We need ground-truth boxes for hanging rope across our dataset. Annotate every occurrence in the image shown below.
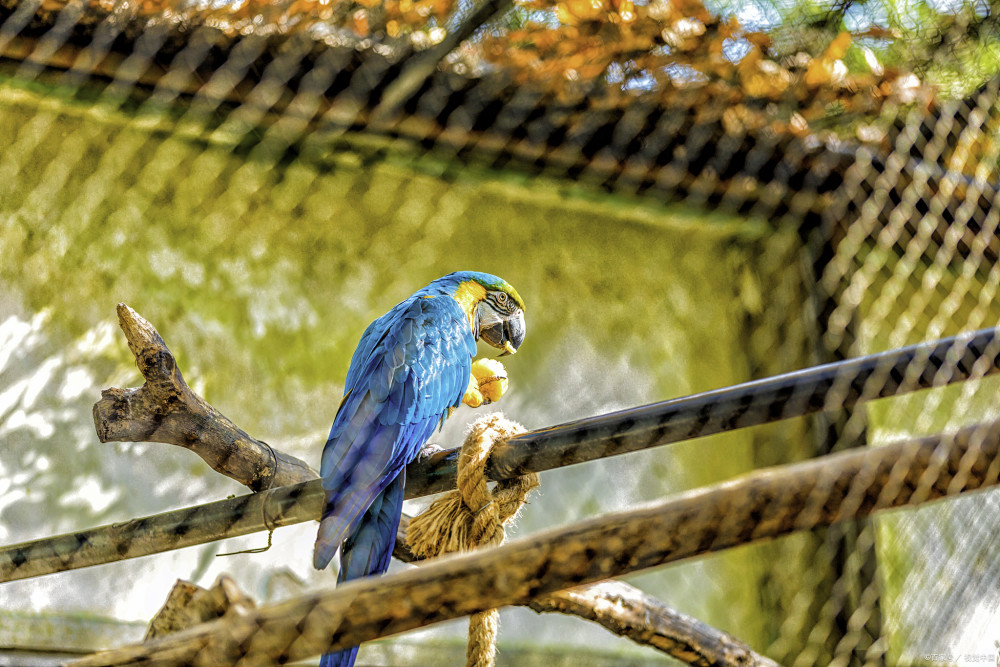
[407,413,540,667]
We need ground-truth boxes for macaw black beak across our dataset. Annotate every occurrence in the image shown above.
[481,309,525,356]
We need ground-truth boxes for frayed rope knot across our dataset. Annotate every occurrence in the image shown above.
[406,413,540,667]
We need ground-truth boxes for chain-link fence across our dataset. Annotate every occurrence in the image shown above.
[2,0,1000,664]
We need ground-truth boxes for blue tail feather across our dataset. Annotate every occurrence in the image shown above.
[319,646,358,667]
[320,472,407,667]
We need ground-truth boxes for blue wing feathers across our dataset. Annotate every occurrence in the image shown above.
[343,319,384,390]
[314,295,474,572]
[339,471,406,580]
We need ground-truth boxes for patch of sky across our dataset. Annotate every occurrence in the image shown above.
[606,61,625,84]
[663,62,709,87]
[926,0,978,13]
[533,8,562,27]
[705,0,782,31]
[624,70,658,93]
[845,1,897,37]
[971,0,991,18]
[186,0,236,10]
[722,37,753,63]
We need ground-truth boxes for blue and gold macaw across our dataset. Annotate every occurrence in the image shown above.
[313,271,526,667]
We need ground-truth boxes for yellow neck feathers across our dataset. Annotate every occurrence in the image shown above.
[452,280,487,326]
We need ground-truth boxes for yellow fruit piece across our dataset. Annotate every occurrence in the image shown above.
[472,358,509,404]
[463,382,485,408]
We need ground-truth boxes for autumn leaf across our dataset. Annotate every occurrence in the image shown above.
[739,51,791,99]
[350,8,370,36]
[805,32,851,88]
[557,0,607,25]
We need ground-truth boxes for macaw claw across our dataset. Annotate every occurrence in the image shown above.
[417,443,445,462]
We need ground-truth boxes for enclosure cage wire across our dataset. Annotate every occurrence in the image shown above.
[3,0,1000,664]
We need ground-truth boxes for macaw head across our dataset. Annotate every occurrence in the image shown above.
[474,281,525,357]
[434,271,526,356]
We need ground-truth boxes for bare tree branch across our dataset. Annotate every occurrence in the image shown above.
[95,304,1000,499]
[93,304,317,490]
[528,582,781,667]
[145,576,257,640]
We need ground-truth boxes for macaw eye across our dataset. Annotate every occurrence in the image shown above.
[495,292,509,308]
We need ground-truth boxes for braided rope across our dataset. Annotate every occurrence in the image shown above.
[407,413,540,667]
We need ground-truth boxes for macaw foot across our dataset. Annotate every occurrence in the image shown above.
[417,443,445,462]
[462,358,509,408]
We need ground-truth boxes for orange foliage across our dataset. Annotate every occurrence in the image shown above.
[804,31,851,87]
[78,0,932,141]
[467,0,934,142]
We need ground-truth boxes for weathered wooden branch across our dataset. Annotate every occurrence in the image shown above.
[6,304,997,665]
[93,304,315,490]
[0,478,319,581]
[146,563,778,667]
[86,305,765,665]
[479,323,1000,489]
[67,419,1000,665]
[145,575,257,640]
[528,582,780,667]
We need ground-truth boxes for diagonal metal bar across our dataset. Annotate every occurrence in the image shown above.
[2,326,999,583]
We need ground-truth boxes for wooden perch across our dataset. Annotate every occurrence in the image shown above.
[27,310,994,587]
[69,418,1000,665]
[86,304,769,666]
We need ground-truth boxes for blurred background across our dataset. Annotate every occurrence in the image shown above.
[2,0,1000,663]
